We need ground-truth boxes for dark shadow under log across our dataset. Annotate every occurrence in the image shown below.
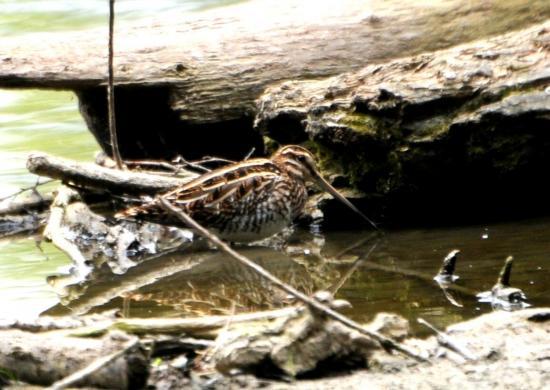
[77,87,264,161]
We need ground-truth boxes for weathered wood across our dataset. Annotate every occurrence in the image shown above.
[1,0,547,112]
[27,152,196,195]
[0,308,301,339]
[1,1,548,160]
[109,307,299,338]
[256,21,550,222]
[0,330,147,389]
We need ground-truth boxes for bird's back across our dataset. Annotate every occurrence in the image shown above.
[115,157,307,240]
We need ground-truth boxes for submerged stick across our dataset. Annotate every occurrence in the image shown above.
[159,198,427,362]
[0,178,54,203]
[434,249,460,283]
[0,178,54,217]
[0,193,53,216]
[107,0,123,169]
[497,255,515,287]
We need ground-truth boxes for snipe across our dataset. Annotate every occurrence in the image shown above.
[116,145,377,241]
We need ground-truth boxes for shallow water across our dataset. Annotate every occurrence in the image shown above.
[39,218,550,335]
[0,1,548,331]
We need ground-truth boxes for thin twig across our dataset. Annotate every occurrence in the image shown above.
[124,156,233,175]
[333,230,383,259]
[107,0,123,169]
[172,157,212,173]
[243,147,255,160]
[417,318,476,361]
[174,155,235,173]
[0,179,54,203]
[159,198,428,362]
[46,338,139,390]
[123,159,180,172]
[196,156,236,165]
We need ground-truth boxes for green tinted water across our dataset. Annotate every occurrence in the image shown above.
[0,1,548,328]
[0,89,98,317]
[0,0,244,317]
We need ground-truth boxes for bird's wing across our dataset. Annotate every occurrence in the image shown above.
[115,158,280,221]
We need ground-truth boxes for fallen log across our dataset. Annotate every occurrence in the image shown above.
[0,330,147,389]
[1,0,547,160]
[256,21,550,222]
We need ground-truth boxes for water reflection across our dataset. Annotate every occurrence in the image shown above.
[44,244,324,317]
[41,217,549,336]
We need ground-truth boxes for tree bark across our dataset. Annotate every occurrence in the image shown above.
[255,21,550,223]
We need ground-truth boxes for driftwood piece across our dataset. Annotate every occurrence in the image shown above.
[0,330,147,389]
[0,184,53,236]
[0,214,44,238]
[1,1,547,160]
[0,308,300,340]
[256,21,550,221]
[108,307,299,339]
[27,152,196,195]
[44,186,90,272]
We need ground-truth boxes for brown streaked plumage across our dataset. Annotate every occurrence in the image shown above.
[116,145,377,241]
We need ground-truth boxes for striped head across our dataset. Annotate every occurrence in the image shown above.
[272,145,319,182]
[272,144,379,230]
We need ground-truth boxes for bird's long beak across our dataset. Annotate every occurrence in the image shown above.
[312,171,379,231]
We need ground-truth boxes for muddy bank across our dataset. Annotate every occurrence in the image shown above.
[281,308,550,390]
[2,307,547,389]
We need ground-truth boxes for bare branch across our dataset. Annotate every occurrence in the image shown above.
[27,152,196,195]
[159,197,428,362]
[107,0,123,169]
